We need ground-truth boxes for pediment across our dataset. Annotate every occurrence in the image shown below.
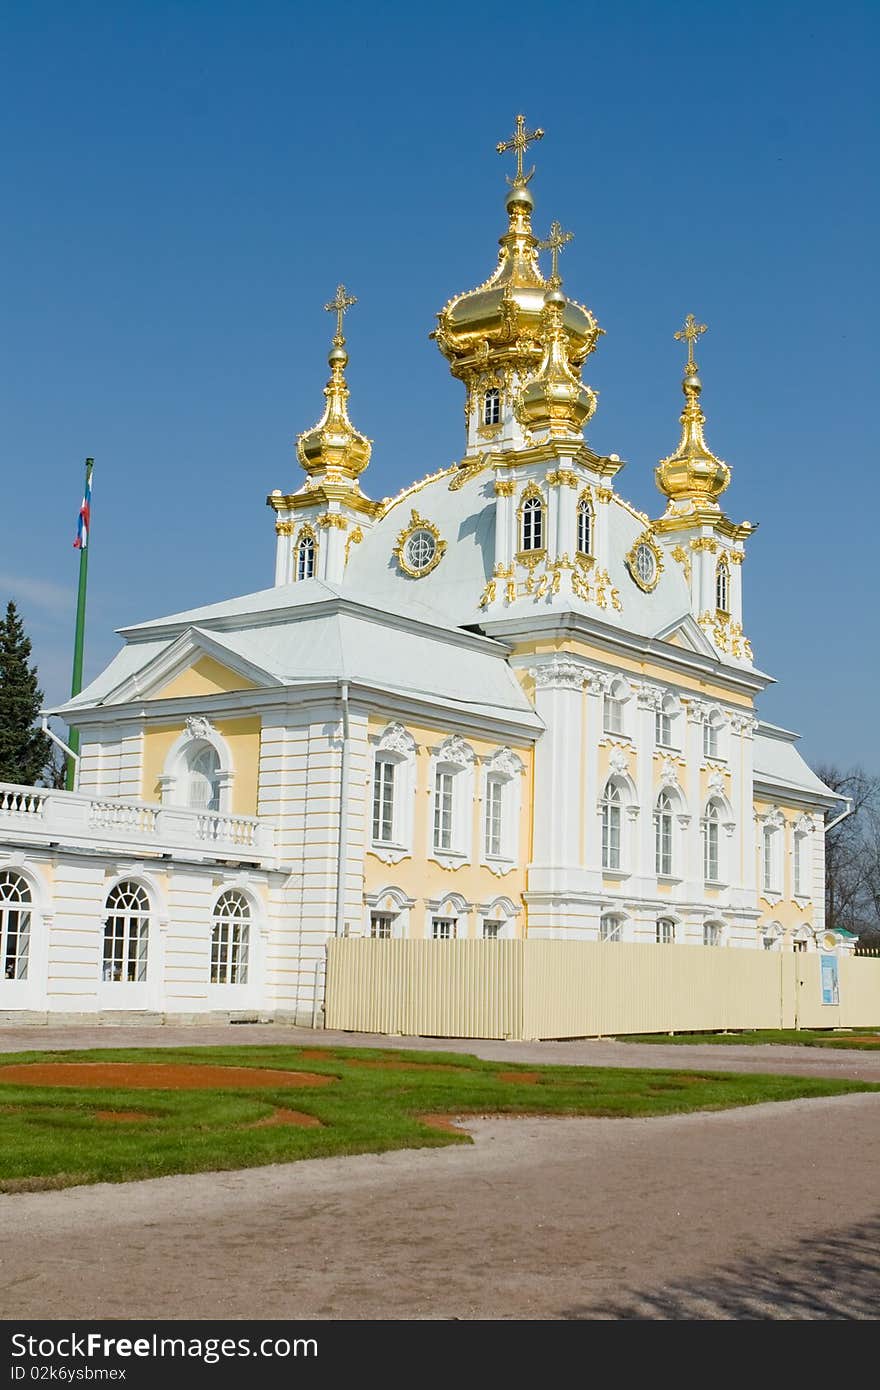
[102,627,281,705]
[654,613,717,657]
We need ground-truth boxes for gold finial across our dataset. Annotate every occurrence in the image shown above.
[673,313,707,374]
[324,283,357,346]
[538,220,574,287]
[496,113,544,188]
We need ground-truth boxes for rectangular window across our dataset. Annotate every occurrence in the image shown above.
[482,921,502,939]
[602,803,621,870]
[703,722,719,759]
[655,815,672,876]
[432,917,456,940]
[794,835,805,897]
[370,913,393,939]
[656,919,675,945]
[655,711,672,746]
[793,938,807,953]
[372,759,395,843]
[485,777,503,858]
[433,771,454,851]
[704,821,719,882]
[763,827,775,893]
[2,908,30,981]
[604,696,623,734]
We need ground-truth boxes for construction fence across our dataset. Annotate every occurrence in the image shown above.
[324,939,880,1040]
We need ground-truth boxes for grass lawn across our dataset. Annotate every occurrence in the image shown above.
[0,1043,878,1192]
[618,1029,880,1048]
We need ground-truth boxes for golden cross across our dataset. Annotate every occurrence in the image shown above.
[674,313,708,372]
[324,283,357,343]
[538,220,574,285]
[496,113,544,187]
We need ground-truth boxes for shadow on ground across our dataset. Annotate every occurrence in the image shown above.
[560,1213,880,1320]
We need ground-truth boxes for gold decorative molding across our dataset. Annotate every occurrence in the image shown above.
[275,519,294,536]
[449,454,491,492]
[316,512,348,530]
[625,531,664,593]
[690,536,719,553]
[699,610,753,661]
[344,525,363,565]
[545,468,579,487]
[595,486,613,503]
[493,478,516,496]
[393,509,447,579]
[671,544,692,583]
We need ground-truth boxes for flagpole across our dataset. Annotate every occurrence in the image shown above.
[66,457,93,791]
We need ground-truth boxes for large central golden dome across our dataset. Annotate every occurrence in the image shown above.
[432,178,602,385]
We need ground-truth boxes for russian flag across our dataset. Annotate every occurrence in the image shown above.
[74,470,92,550]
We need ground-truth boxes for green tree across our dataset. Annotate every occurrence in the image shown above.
[0,600,52,785]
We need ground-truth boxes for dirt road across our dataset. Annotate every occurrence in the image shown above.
[1,1093,878,1320]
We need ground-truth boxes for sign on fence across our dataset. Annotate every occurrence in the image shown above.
[820,954,840,1006]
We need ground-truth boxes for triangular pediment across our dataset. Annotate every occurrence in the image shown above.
[654,613,718,658]
[101,627,282,706]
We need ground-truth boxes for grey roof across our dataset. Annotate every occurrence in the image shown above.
[753,722,836,802]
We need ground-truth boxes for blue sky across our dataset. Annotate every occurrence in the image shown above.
[1,1,877,770]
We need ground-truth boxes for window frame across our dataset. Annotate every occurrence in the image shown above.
[654,790,674,877]
[210,889,251,986]
[576,497,593,557]
[656,917,676,945]
[296,530,316,581]
[483,386,501,426]
[601,780,623,871]
[0,870,32,982]
[102,881,151,985]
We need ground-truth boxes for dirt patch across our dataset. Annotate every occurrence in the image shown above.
[248,1108,322,1130]
[0,1063,335,1092]
[823,1036,880,1046]
[298,1050,339,1062]
[498,1071,541,1084]
[94,1110,155,1124]
[418,1113,469,1135]
[0,1173,92,1194]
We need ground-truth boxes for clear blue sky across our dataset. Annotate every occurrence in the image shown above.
[1,1,877,771]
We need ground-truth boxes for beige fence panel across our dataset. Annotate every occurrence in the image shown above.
[325,939,523,1039]
[522,942,784,1039]
[324,939,880,1040]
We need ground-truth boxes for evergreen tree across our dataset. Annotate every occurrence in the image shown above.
[0,600,52,785]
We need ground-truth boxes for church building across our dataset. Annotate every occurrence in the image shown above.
[0,117,844,1025]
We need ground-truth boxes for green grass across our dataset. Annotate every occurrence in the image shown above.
[0,1043,877,1192]
[618,1028,880,1048]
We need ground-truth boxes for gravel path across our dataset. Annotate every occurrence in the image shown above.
[1,1021,879,1081]
[1,1093,878,1320]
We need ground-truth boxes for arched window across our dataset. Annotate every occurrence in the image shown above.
[601,781,622,870]
[521,495,544,552]
[0,870,31,981]
[483,387,501,425]
[211,890,250,985]
[703,921,722,947]
[187,744,220,811]
[656,917,676,945]
[654,791,673,877]
[716,557,729,613]
[600,914,624,943]
[296,532,316,581]
[576,498,593,556]
[703,800,721,883]
[103,882,150,984]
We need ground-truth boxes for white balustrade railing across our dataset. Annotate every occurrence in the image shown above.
[0,787,47,818]
[0,783,273,859]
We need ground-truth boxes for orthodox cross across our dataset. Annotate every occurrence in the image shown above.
[325,284,357,344]
[496,113,544,187]
[674,313,707,372]
[538,220,574,286]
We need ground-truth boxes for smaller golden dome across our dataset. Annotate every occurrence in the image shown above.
[655,315,730,505]
[516,289,598,440]
[296,285,372,484]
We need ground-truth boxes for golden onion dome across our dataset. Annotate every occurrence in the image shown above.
[655,315,730,506]
[516,287,598,439]
[432,120,602,383]
[296,286,372,483]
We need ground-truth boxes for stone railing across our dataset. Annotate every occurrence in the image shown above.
[0,783,274,862]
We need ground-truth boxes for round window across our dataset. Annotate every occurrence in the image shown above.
[634,543,656,586]
[405,529,437,572]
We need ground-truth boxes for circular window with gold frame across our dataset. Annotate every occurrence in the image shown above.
[625,533,663,593]
[394,508,447,578]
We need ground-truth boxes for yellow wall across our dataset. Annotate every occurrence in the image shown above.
[142,716,262,816]
[154,655,258,700]
[512,637,755,709]
[364,716,533,939]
